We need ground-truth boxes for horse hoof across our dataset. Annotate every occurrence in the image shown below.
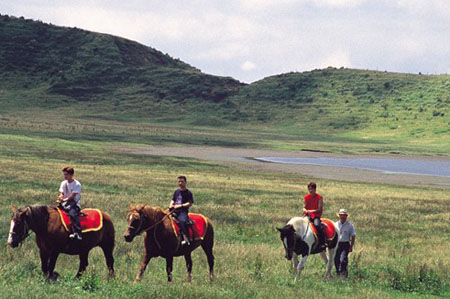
[48,272,59,282]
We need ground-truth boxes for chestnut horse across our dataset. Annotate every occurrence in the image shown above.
[123,204,214,282]
[7,205,115,280]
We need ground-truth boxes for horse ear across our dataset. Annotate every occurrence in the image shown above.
[276,227,283,232]
[129,202,134,210]
[11,205,17,213]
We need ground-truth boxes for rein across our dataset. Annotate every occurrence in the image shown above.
[135,208,176,235]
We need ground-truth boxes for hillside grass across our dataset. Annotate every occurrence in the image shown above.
[1,15,450,157]
[0,125,449,298]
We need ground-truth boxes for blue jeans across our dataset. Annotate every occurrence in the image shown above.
[174,210,190,240]
[335,242,350,277]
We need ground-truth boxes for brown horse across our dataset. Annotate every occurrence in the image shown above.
[7,205,115,280]
[123,204,214,282]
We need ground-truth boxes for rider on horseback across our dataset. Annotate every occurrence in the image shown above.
[302,182,326,250]
[169,176,193,246]
[57,167,82,240]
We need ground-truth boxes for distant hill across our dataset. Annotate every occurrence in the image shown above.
[0,14,243,103]
[0,14,449,151]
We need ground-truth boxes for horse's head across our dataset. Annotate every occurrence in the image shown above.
[8,206,30,248]
[124,204,147,242]
[277,224,296,260]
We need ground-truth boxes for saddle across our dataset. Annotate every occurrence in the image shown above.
[57,208,103,233]
[170,213,208,242]
[309,218,336,242]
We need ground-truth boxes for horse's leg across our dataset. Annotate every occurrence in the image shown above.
[325,247,337,278]
[39,249,49,275]
[135,249,152,282]
[320,251,328,264]
[166,256,174,283]
[75,252,89,279]
[100,241,115,278]
[201,233,215,281]
[292,253,299,274]
[47,251,60,281]
[295,255,308,282]
[184,253,193,283]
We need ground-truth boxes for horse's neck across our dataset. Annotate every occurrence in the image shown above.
[26,205,49,234]
[142,206,166,227]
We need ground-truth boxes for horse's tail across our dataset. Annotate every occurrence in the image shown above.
[100,211,115,247]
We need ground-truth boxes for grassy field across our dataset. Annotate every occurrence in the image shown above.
[1,122,449,299]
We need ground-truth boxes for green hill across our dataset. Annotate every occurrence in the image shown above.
[0,14,449,154]
[0,14,243,110]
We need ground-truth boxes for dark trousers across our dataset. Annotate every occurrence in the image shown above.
[62,200,82,234]
[335,242,350,277]
[174,210,190,240]
[308,216,325,246]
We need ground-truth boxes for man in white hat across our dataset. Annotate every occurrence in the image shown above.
[334,208,356,277]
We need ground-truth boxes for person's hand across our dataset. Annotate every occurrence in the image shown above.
[302,208,308,214]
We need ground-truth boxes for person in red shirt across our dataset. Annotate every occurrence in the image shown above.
[303,182,326,249]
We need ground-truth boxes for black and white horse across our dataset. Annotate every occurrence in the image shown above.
[278,216,338,280]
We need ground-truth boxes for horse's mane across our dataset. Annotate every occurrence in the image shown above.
[138,205,168,220]
[25,205,50,233]
[287,216,308,237]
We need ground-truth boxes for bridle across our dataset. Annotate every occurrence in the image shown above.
[127,207,175,237]
[11,210,31,245]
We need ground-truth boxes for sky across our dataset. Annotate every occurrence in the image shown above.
[2,0,450,83]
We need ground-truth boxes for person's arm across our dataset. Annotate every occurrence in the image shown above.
[63,182,81,202]
[306,197,323,214]
[349,235,355,252]
[63,192,78,202]
[302,197,308,215]
[177,192,193,209]
[316,197,323,214]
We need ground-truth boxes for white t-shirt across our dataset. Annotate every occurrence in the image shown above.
[59,179,82,207]
[335,220,356,243]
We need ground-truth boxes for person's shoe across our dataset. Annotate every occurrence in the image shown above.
[69,232,82,240]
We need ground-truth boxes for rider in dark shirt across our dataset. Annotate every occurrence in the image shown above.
[169,176,193,245]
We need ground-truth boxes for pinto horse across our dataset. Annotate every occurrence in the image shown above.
[7,205,115,280]
[277,216,338,280]
[123,204,214,282]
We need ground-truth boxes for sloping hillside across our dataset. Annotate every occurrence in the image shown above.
[0,14,243,106]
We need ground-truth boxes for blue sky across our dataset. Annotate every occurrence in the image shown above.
[2,0,450,83]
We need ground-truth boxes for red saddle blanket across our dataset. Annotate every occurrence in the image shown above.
[171,213,208,241]
[57,208,103,233]
[309,218,336,241]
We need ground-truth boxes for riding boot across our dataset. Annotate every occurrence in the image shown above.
[317,226,326,249]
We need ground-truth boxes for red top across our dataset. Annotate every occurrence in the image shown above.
[303,193,323,218]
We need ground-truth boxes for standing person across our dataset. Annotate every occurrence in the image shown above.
[57,166,82,240]
[169,176,193,246]
[334,209,356,277]
[302,182,326,249]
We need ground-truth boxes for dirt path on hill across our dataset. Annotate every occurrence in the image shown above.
[118,145,450,189]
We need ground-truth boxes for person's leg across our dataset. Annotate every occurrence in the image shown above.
[67,200,82,239]
[341,242,350,277]
[313,217,326,248]
[177,211,190,244]
[334,243,343,275]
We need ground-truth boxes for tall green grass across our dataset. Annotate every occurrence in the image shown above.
[0,131,449,298]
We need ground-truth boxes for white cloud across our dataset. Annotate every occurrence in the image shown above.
[312,0,367,7]
[241,61,257,71]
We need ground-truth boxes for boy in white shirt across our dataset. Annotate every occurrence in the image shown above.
[57,167,82,240]
[334,209,356,277]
